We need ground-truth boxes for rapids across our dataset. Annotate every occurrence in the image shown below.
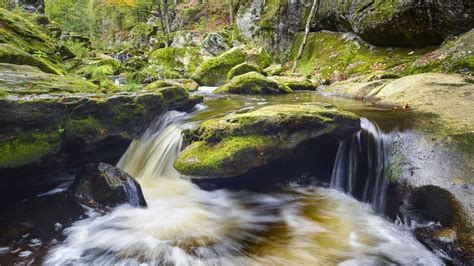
[44,90,442,265]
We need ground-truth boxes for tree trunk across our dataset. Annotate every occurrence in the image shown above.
[228,0,234,25]
[156,3,165,34]
[163,0,171,34]
[292,0,319,73]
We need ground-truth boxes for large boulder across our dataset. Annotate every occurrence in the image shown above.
[192,46,272,86]
[236,1,473,49]
[192,47,246,86]
[215,72,292,95]
[312,0,474,47]
[174,103,360,178]
[148,46,203,75]
[69,162,146,209]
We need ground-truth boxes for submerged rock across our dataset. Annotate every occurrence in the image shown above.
[270,76,317,91]
[216,72,291,95]
[174,103,360,178]
[69,162,146,209]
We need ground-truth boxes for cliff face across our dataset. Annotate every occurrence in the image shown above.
[236,0,474,51]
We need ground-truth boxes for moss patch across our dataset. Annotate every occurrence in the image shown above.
[0,131,62,168]
[289,31,435,79]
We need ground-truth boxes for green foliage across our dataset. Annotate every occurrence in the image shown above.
[33,50,48,58]
[60,40,90,58]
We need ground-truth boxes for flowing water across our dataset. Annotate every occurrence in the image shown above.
[1,90,444,265]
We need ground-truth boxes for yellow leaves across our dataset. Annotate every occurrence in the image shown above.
[106,0,134,6]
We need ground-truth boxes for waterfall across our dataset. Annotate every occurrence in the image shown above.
[117,111,187,186]
[330,118,395,213]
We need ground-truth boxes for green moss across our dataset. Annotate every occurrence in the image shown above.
[289,31,435,79]
[0,8,57,57]
[264,64,284,76]
[0,44,62,74]
[216,71,292,94]
[149,47,180,69]
[270,76,316,90]
[192,47,246,86]
[64,116,102,140]
[0,64,100,95]
[0,130,62,168]
[227,62,263,80]
[175,103,360,177]
[174,135,272,177]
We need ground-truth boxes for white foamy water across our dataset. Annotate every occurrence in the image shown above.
[45,112,442,265]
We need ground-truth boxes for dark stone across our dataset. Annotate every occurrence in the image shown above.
[69,162,147,209]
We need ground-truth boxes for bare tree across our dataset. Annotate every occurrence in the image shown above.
[292,0,319,73]
[163,0,171,34]
[228,0,234,25]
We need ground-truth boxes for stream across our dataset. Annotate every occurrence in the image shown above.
[1,89,445,265]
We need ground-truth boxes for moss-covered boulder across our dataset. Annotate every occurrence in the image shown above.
[407,29,474,76]
[270,76,317,91]
[0,43,62,74]
[311,0,474,47]
[0,8,57,56]
[290,31,435,79]
[192,45,273,86]
[174,103,360,178]
[192,47,246,86]
[227,62,263,80]
[74,58,121,80]
[216,72,292,95]
[264,64,284,76]
[149,46,203,75]
[144,79,199,93]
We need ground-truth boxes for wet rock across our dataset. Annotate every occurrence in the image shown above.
[174,103,360,178]
[270,76,317,91]
[0,64,199,170]
[227,62,264,80]
[216,72,291,95]
[69,162,146,209]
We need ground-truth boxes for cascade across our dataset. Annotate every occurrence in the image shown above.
[330,118,395,213]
